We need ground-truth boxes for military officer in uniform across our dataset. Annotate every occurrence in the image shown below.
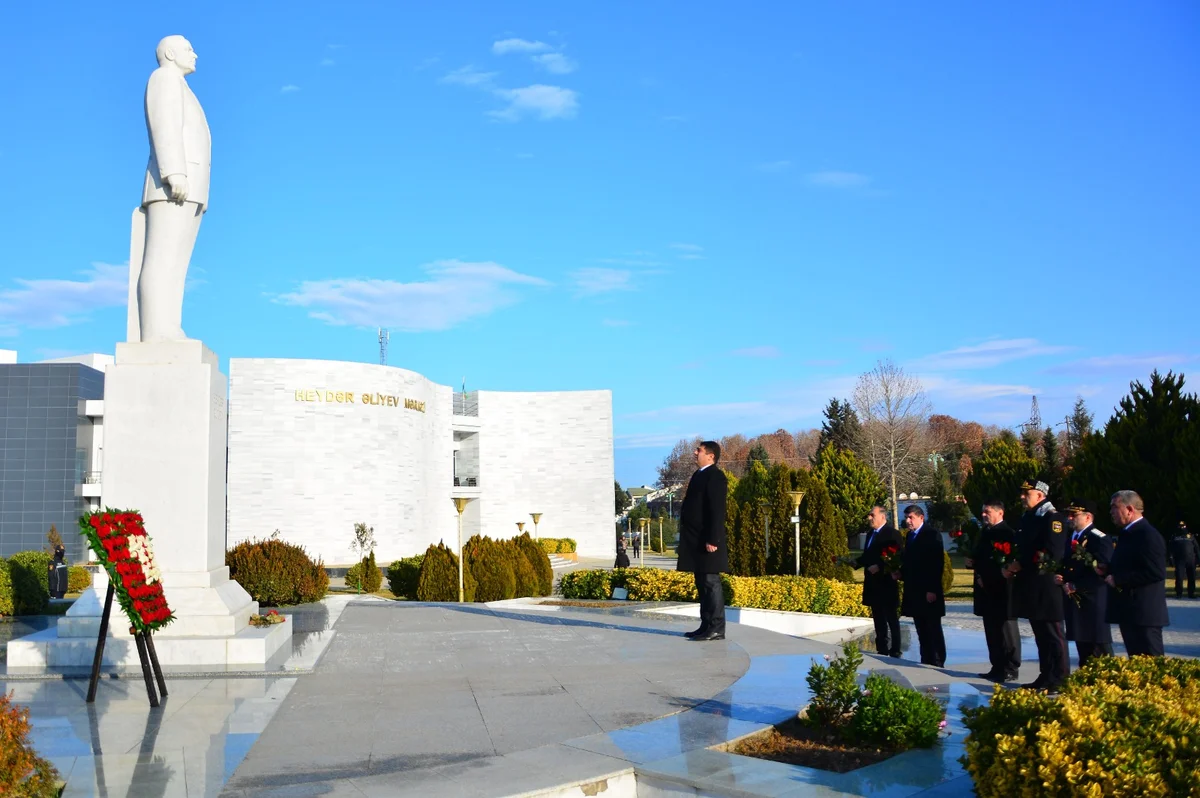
[966,498,1020,682]
[1057,499,1113,668]
[1004,479,1069,692]
[1170,521,1198,599]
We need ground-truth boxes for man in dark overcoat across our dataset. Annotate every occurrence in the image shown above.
[966,498,1019,682]
[1005,479,1069,693]
[1170,521,1198,599]
[1104,490,1169,656]
[898,505,945,667]
[853,504,902,657]
[676,440,729,641]
[1058,499,1113,668]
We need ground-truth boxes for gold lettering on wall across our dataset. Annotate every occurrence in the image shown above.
[295,389,425,412]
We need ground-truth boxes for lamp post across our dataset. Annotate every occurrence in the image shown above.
[530,512,542,540]
[639,518,648,567]
[452,497,473,602]
[516,521,525,536]
[787,490,806,576]
[658,516,663,554]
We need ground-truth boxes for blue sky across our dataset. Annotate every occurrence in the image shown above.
[1,1,1197,487]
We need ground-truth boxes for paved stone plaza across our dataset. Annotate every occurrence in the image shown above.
[2,595,1196,797]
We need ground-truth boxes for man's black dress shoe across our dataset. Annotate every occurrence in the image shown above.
[691,630,725,641]
[978,671,1001,682]
[684,627,707,638]
[1004,672,1020,682]
[1020,678,1046,690]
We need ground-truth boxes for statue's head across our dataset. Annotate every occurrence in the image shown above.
[155,35,197,75]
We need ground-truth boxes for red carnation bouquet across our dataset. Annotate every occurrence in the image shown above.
[78,509,174,634]
[990,540,1016,569]
[1070,537,1098,570]
[1034,549,1060,576]
[880,543,903,575]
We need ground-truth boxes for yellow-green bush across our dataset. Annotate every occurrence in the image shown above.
[227,538,329,606]
[0,559,12,616]
[559,568,870,617]
[514,533,553,596]
[536,537,578,555]
[67,566,92,594]
[416,542,476,601]
[962,656,1200,797]
[345,552,382,593]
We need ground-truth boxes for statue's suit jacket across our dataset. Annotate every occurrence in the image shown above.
[142,67,211,210]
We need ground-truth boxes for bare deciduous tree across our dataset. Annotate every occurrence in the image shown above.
[852,359,933,522]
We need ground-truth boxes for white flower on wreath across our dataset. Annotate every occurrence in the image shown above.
[127,535,162,584]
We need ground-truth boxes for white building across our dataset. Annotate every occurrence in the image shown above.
[226,359,615,564]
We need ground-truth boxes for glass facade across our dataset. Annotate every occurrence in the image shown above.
[0,364,104,561]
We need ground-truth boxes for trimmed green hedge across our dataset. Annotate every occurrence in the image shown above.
[417,542,475,601]
[537,537,577,554]
[7,551,51,615]
[387,554,424,598]
[963,656,1200,796]
[558,568,871,618]
[415,534,553,602]
[67,566,92,594]
[227,538,329,606]
[0,559,12,616]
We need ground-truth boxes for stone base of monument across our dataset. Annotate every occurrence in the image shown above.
[7,569,293,671]
[6,339,292,671]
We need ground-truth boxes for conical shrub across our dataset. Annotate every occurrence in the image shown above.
[416,542,475,601]
[514,533,553,595]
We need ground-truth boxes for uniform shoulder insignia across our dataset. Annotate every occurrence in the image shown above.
[1091,529,1107,538]
[1051,520,1063,534]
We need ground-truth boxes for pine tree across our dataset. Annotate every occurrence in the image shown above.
[818,398,862,453]
[1065,396,1094,460]
[1041,426,1061,493]
[1064,371,1199,534]
[747,443,771,468]
[811,443,886,544]
[962,436,1040,522]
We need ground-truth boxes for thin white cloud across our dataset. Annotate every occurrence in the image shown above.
[596,257,662,267]
[603,319,632,328]
[572,268,633,297]
[921,375,1039,401]
[440,65,497,88]
[275,260,548,332]
[1044,353,1196,376]
[0,262,128,336]
[757,160,792,173]
[489,85,579,121]
[281,85,301,93]
[532,53,577,74]
[615,432,701,449]
[670,243,704,261]
[911,338,1072,371]
[808,171,870,189]
[492,38,551,54]
[733,346,781,359]
[319,58,335,67]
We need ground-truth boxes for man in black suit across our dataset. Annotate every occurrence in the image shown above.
[676,440,729,641]
[966,499,1020,683]
[1006,479,1069,693]
[853,505,902,657]
[1170,521,1198,599]
[899,505,945,667]
[1104,490,1169,656]
[1058,498,1114,668]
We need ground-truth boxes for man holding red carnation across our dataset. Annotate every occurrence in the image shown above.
[967,498,1020,683]
[853,505,903,657]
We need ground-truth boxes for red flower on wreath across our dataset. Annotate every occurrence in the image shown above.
[78,509,174,634]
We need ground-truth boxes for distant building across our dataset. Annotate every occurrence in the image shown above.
[0,353,108,560]
[626,486,656,505]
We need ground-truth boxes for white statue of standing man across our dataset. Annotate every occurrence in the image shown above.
[128,35,211,343]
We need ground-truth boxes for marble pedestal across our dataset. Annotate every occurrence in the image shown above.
[7,341,291,670]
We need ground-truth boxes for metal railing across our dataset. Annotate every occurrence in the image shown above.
[453,475,479,488]
[82,471,102,485]
[453,392,479,417]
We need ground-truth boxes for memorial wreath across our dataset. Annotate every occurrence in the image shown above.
[78,509,174,634]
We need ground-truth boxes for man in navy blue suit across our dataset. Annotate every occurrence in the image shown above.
[1103,490,1169,656]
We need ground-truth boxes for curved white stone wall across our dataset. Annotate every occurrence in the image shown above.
[226,359,614,564]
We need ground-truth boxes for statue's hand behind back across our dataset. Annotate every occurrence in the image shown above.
[165,174,189,203]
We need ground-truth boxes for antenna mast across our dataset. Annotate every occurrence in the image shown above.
[378,328,389,366]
